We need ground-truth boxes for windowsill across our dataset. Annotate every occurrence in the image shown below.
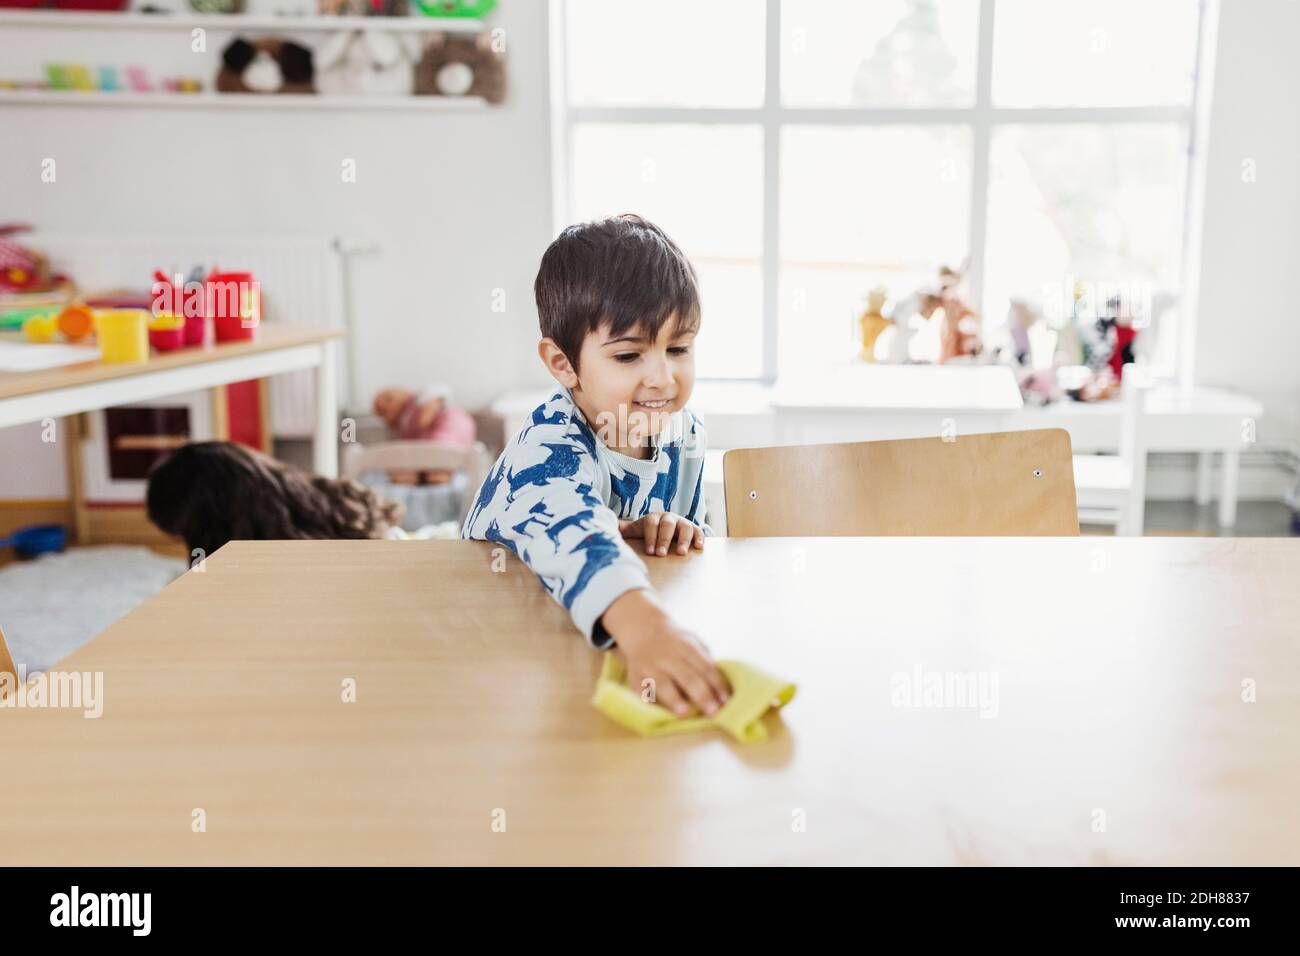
[496,374,1257,424]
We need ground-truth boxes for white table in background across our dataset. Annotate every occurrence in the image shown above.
[769,364,1024,444]
[0,325,343,477]
[1004,385,1263,527]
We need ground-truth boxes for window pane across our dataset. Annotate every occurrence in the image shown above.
[782,0,979,107]
[566,0,764,108]
[993,0,1199,107]
[780,126,972,372]
[983,125,1189,369]
[571,124,764,378]
[692,263,764,379]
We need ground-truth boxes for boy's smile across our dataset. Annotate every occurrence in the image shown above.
[539,313,696,460]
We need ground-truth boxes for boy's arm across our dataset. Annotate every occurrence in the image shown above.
[467,446,649,649]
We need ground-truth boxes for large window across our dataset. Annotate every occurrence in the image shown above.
[553,0,1207,381]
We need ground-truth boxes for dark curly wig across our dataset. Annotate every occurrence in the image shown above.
[146,441,402,558]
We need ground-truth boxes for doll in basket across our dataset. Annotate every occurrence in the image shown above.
[372,385,477,485]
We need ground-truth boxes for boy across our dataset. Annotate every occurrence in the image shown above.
[462,214,730,718]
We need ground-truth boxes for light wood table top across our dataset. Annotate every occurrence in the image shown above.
[2,537,1297,865]
[0,324,343,401]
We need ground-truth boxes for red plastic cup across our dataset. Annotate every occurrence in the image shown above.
[207,271,259,343]
[213,315,255,343]
[183,313,207,346]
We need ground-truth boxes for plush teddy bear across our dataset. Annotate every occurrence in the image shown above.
[316,30,421,95]
[413,32,506,104]
[217,37,315,94]
[932,265,982,364]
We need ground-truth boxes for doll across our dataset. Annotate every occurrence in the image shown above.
[933,266,982,364]
[372,386,477,485]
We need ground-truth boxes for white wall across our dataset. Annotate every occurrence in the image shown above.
[1194,0,1300,457]
[0,1,555,497]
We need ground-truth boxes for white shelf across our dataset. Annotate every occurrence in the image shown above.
[0,89,489,110]
[0,10,485,33]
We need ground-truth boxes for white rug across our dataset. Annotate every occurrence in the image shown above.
[0,546,186,674]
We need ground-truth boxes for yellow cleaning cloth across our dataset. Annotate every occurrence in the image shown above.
[592,653,796,743]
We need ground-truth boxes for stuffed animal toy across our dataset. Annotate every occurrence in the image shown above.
[217,37,315,94]
[416,0,496,16]
[933,265,982,364]
[0,224,55,293]
[373,386,478,485]
[1103,295,1140,382]
[190,0,245,12]
[316,30,421,95]
[1005,299,1038,367]
[1017,367,1063,407]
[857,286,891,362]
[319,0,409,14]
[413,32,506,103]
[884,281,944,363]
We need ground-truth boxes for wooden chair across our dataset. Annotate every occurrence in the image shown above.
[0,623,18,700]
[1073,365,1150,535]
[343,440,490,526]
[723,428,1079,537]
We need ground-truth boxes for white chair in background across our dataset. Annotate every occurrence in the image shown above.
[1073,364,1150,535]
[343,440,489,526]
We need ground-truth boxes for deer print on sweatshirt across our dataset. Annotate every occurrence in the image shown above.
[463,388,709,647]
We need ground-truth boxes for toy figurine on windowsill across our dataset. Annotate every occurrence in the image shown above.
[372,385,477,485]
[933,265,982,364]
[857,286,891,362]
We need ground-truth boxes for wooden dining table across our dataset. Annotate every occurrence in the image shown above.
[2,536,1297,865]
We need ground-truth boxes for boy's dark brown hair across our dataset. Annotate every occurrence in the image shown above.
[534,213,700,372]
[146,441,402,558]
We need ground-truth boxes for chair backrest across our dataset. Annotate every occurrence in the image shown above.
[723,428,1079,537]
[0,623,18,700]
[343,440,489,525]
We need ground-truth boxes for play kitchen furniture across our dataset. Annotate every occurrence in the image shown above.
[0,325,344,541]
[1,536,1297,865]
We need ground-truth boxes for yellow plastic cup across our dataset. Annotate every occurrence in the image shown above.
[97,309,150,364]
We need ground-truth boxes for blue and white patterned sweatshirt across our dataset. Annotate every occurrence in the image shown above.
[461,387,710,649]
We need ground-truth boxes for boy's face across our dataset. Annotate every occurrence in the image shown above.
[540,314,696,456]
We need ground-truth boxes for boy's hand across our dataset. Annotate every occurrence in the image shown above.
[618,511,705,556]
[601,589,730,717]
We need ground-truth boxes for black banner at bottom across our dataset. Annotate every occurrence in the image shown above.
[0,866,1287,942]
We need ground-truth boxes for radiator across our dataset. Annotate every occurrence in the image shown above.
[29,234,346,438]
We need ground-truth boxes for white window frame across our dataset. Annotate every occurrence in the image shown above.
[549,0,1217,386]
